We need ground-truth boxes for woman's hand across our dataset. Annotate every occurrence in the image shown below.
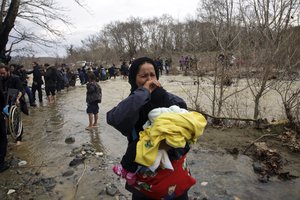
[143,79,161,93]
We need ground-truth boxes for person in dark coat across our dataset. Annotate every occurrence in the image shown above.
[0,64,26,145]
[44,64,58,103]
[107,57,193,200]
[30,62,44,103]
[0,63,9,172]
[108,64,116,79]
[12,64,36,107]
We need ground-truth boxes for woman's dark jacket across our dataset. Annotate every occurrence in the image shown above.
[107,87,187,142]
[106,87,189,197]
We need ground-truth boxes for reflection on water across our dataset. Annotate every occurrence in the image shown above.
[87,128,103,152]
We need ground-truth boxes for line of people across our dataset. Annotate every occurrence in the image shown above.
[0,61,77,172]
[179,55,198,72]
[7,62,77,106]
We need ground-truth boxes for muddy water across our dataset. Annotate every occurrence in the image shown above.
[189,148,300,200]
[11,75,300,199]
[163,76,300,121]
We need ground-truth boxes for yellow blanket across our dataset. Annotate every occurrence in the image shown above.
[135,111,207,166]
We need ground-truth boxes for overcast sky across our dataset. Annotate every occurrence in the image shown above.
[28,0,200,57]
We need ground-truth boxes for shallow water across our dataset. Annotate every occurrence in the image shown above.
[188,148,300,200]
[9,76,300,199]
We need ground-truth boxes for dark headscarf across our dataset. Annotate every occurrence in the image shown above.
[128,57,160,92]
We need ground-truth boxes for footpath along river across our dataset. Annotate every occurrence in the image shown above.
[0,75,299,200]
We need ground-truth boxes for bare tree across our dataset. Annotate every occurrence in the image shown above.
[0,0,20,63]
[171,22,185,52]
[102,21,127,60]
[273,27,300,133]
[183,19,214,52]
[196,0,242,118]
[239,0,300,119]
[156,15,175,53]
[0,0,83,63]
[142,17,163,57]
[120,17,144,59]
[275,78,300,134]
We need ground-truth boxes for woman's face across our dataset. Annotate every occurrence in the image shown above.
[135,62,157,87]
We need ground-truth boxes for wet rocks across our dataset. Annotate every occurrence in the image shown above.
[70,143,104,158]
[18,160,27,166]
[65,136,75,144]
[9,156,24,167]
[62,170,75,177]
[95,152,104,157]
[97,182,128,199]
[7,189,16,195]
[225,147,239,155]
[252,162,264,173]
[278,172,299,181]
[69,157,85,167]
[105,184,118,196]
[32,177,57,192]
[68,142,106,168]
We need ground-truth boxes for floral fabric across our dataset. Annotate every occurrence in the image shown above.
[133,154,196,199]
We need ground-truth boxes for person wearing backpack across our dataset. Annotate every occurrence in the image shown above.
[85,73,102,130]
[0,63,9,172]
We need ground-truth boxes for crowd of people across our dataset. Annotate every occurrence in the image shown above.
[0,61,78,172]
[77,62,124,84]
[179,55,198,72]
[0,57,207,200]
[0,60,128,173]
[77,58,173,83]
